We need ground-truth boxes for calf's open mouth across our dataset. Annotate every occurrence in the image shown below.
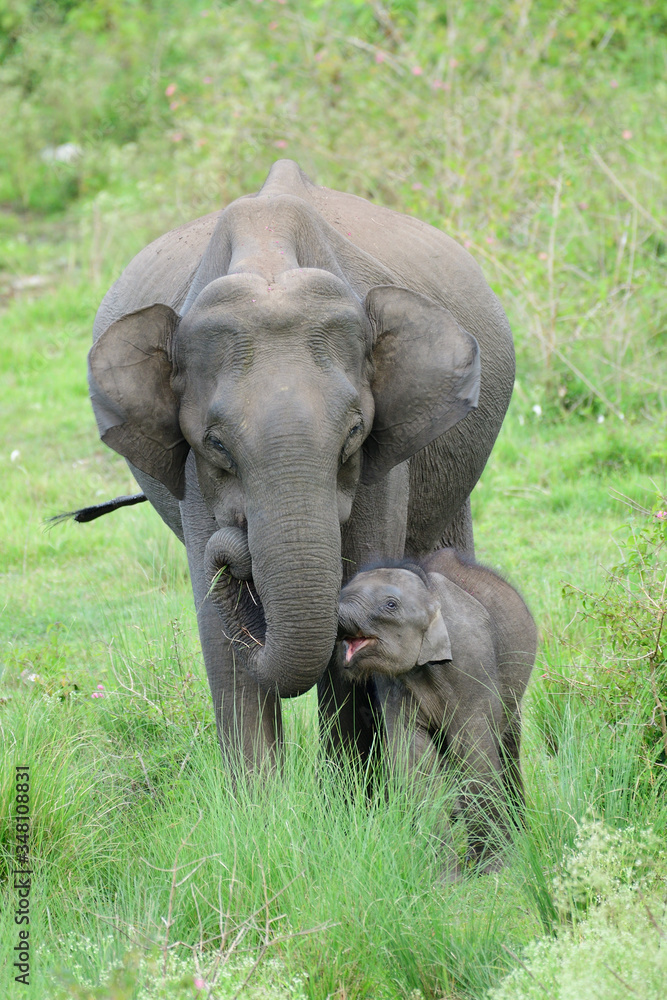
[342,635,376,664]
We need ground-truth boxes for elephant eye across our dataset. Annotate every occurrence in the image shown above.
[206,434,237,474]
[384,599,398,611]
[340,420,364,465]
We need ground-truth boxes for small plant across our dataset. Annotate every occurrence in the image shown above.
[552,814,662,921]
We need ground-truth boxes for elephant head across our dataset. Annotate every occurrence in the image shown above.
[88,266,480,699]
[338,563,453,681]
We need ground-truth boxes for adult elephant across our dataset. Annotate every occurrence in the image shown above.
[89,160,514,769]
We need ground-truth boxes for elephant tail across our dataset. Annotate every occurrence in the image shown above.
[46,493,147,526]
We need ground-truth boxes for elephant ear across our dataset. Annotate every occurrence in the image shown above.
[362,286,481,484]
[417,609,452,665]
[88,304,189,499]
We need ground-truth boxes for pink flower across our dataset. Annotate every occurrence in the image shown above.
[194,978,206,990]
[578,201,589,210]
[165,84,176,97]
[655,510,667,521]
[411,66,423,76]
[412,182,423,190]
[610,79,619,88]
[538,251,548,260]
[269,20,278,29]
[274,139,288,148]
[485,235,495,244]
[622,129,632,140]
[171,132,184,142]
[169,101,179,111]
[97,684,104,690]
[375,51,386,64]
[449,58,459,68]
[203,76,212,84]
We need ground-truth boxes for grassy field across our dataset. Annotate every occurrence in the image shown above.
[1,2,666,997]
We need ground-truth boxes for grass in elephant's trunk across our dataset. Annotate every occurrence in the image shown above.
[208,566,266,652]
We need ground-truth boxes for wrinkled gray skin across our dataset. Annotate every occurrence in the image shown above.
[338,549,537,874]
[89,160,515,769]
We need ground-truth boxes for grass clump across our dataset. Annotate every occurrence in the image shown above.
[541,489,667,766]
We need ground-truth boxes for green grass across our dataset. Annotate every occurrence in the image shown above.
[1,1,666,997]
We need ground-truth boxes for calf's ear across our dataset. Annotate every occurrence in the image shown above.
[362,285,480,484]
[88,304,189,499]
[418,610,452,665]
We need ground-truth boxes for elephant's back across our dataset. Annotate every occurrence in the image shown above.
[425,549,537,669]
[307,183,512,354]
[296,170,515,555]
[93,210,223,341]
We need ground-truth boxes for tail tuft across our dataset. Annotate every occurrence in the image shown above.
[46,493,147,527]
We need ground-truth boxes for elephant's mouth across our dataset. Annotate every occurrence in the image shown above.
[209,566,267,651]
[340,634,377,667]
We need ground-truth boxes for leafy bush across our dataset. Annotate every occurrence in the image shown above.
[490,818,667,1000]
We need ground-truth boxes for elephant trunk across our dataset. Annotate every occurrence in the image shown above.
[204,526,252,583]
[247,492,342,698]
[204,499,342,699]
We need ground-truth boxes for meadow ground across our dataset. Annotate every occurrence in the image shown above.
[1,2,666,997]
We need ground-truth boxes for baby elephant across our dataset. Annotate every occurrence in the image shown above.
[338,548,537,875]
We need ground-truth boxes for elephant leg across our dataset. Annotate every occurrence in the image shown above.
[499,716,525,821]
[180,455,281,772]
[435,497,475,556]
[319,464,410,766]
[317,662,379,766]
[447,718,513,870]
[379,681,461,880]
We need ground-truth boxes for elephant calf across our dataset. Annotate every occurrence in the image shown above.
[338,548,537,875]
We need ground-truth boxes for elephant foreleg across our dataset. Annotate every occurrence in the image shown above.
[379,681,462,880]
[180,457,282,772]
[320,464,410,767]
[192,597,282,771]
[447,716,514,871]
[317,661,379,767]
[435,497,475,556]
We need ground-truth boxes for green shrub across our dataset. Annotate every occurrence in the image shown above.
[490,818,667,1000]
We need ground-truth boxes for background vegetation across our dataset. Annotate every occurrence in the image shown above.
[0,1,665,997]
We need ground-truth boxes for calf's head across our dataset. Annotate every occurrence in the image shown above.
[338,565,452,680]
